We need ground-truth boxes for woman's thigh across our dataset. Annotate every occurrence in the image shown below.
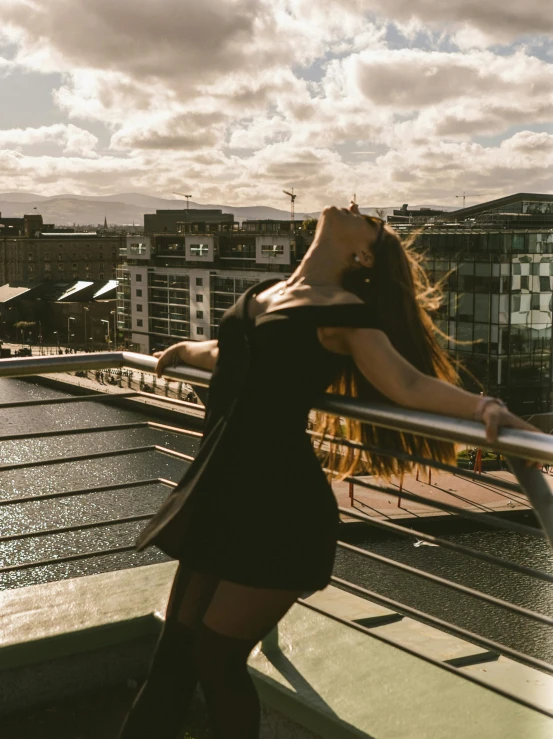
[202,580,302,641]
[166,565,220,629]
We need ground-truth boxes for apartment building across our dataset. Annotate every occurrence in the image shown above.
[117,209,306,353]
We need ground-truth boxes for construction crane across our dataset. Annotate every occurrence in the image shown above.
[455,192,475,209]
[173,192,192,210]
[283,188,297,257]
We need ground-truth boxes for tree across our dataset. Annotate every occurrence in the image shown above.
[375,208,387,220]
[301,217,318,231]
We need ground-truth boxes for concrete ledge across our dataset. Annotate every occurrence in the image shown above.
[1,563,553,738]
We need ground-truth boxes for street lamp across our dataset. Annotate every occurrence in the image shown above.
[53,331,60,352]
[83,307,89,351]
[67,316,75,345]
[101,319,110,350]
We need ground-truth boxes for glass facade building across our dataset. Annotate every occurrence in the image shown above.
[417,195,553,416]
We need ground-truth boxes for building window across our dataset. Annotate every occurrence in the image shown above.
[196,277,203,286]
[72,263,77,268]
[137,319,143,327]
[129,242,147,255]
[136,274,142,282]
[261,243,284,256]
[196,294,204,302]
[136,304,143,312]
[136,289,142,297]
[196,310,203,319]
[197,327,204,335]
[99,273,104,279]
[190,244,209,257]
[58,255,63,261]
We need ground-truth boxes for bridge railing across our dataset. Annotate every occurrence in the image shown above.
[2,352,553,717]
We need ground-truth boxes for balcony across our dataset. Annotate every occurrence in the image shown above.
[1,352,553,737]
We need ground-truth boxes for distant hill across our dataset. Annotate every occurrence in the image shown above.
[0,191,455,227]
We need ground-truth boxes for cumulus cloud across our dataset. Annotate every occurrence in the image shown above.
[0,0,551,208]
[301,0,553,41]
[0,123,99,156]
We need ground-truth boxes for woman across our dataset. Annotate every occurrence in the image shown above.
[119,203,534,739]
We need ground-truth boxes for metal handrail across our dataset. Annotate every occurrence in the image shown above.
[2,352,553,547]
[1,351,553,461]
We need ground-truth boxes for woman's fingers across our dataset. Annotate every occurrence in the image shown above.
[484,409,542,467]
[154,347,177,378]
[484,407,501,443]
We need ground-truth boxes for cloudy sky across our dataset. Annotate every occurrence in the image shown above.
[0,0,551,210]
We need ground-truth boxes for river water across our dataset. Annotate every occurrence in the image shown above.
[1,377,552,664]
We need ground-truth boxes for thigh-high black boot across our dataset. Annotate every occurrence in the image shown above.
[118,620,198,739]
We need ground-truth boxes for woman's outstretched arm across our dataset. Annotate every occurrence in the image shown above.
[332,327,536,443]
[154,340,219,377]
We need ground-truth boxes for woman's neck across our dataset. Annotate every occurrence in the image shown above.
[286,235,348,289]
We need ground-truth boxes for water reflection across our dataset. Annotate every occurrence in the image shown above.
[334,529,553,663]
[0,378,196,590]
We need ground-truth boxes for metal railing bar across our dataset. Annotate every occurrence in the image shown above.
[336,540,553,626]
[341,474,544,539]
[312,430,524,495]
[0,421,202,444]
[0,352,122,378]
[136,392,206,413]
[0,422,148,443]
[338,506,553,585]
[460,475,529,507]
[509,457,553,554]
[0,544,138,574]
[147,422,203,439]
[154,446,195,463]
[0,445,157,472]
[158,477,178,488]
[0,444,193,473]
[0,513,154,543]
[318,394,553,465]
[0,478,171,507]
[121,352,211,388]
[330,576,553,676]
[299,599,553,719]
[0,392,139,410]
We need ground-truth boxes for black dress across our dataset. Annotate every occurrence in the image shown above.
[136,279,380,591]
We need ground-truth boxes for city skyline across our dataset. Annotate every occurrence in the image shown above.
[0,0,551,211]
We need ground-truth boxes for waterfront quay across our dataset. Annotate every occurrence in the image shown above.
[335,469,535,526]
[1,354,553,737]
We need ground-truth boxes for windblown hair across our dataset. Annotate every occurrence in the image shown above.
[313,226,458,479]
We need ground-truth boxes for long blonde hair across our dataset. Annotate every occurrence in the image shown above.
[313,227,458,479]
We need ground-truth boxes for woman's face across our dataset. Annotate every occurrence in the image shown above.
[318,203,381,267]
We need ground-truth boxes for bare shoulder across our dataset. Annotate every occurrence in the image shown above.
[318,324,384,356]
